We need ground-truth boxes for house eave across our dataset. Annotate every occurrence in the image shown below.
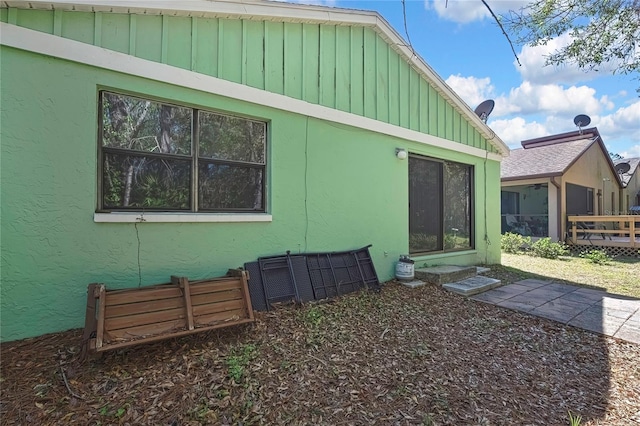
[1,22,504,162]
[1,0,509,156]
[501,173,562,182]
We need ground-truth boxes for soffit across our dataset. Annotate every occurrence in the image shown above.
[2,0,509,156]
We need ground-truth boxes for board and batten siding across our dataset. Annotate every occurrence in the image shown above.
[1,7,497,153]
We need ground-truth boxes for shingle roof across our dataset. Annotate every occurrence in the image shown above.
[614,157,640,187]
[501,139,594,179]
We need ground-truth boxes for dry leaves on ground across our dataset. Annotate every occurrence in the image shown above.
[1,282,639,425]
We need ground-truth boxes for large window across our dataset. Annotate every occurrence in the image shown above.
[409,155,474,254]
[99,91,266,212]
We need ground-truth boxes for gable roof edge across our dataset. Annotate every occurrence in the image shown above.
[559,139,597,174]
[1,22,505,163]
[1,0,509,156]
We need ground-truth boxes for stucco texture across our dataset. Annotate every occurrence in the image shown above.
[0,46,501,341]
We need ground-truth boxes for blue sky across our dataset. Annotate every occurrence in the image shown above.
[287,0,640,158]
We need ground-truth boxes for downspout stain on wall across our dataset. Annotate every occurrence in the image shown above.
[550,177,562,240]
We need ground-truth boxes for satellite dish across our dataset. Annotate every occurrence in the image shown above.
[615,162,631,174]
[573,114,591,134]
[474,99,495,123]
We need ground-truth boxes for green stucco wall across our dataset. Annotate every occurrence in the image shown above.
[0,46,501,342]
[1,7,498,154]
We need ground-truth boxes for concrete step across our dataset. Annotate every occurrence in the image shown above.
[415,265,478,285]
[398,279,427,289]
[443,276,502,296]
[476,266,490,274]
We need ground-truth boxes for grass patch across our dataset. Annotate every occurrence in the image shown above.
[226,343,257,384]
[488,253,640,298]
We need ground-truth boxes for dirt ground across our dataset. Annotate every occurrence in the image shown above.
[2,282,639,425]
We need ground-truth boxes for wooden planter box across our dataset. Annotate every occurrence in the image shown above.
[82,269,254,356]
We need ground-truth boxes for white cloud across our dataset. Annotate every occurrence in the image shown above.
[445,74,495,109]
[445,72,628,148]
[447,74,604,119]
[489,117,548,148]
[499,82,602,116]
[597,100,640,141]
[620,144,640,158]
[425,0,527,24]
[516,33,608,85]
[425,0,488,23]
[600,95,615,111]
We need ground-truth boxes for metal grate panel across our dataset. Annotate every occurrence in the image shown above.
[245,245,380,311]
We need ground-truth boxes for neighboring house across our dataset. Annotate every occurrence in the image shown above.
[0,0,509,341]
[500,128,621,241]
[614,157,640,212]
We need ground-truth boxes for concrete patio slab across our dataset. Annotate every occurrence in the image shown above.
[537,298,591,314]
[544,283,579,294]
[473,284,531,301]
[519,288,574,300]
[559,289,607,304]
[496,299,537,312]
[598,297,640,311]
[503,292,557,307]
[615,325,640,343]
[569,310,628,335]
[470,280,640,344]
[513,279,553,289]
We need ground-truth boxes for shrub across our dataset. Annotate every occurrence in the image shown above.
[501,232,531,254]
[580,249,611,265]
[530,238,568,259]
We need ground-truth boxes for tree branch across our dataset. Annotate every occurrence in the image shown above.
[401,0,416,58]
[481,0,522,66]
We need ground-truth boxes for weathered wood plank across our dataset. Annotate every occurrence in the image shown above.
[96,318,254,352]
[195,308,247,327]
[191,289,242,306]
[80,283,99,359]
[95,285,106,350]
[105,297,184,318]
[105,318,187,342]
[238,269,255,322]
[192,298,245,316]
[105,286,182,305]
[86,270,254,353]
[105,307,186,331]
[175,276,195,330]
[189,279,241,295]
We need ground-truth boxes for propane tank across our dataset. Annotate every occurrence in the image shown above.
[395,255,415,281]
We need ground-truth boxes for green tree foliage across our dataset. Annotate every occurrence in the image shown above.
[609,151,624,160]
[101,93,192,209]
[502,0,640,83]
[101,92,266,211]
[198,112,265,210]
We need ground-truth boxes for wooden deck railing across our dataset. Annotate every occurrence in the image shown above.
[567,215,639,248]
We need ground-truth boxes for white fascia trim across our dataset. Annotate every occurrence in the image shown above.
[4,0,508,155]
[2,0,509,155]
[94,212,272,223]
[0,23,502,162]
[2,0,382,23]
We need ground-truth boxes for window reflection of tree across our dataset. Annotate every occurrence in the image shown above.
[409,156,473,254]
[100,92,265,212]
